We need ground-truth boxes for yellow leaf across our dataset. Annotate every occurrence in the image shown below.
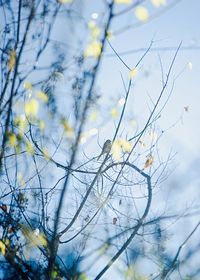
[39,120,46,131]
[98,243,109,255]
[14,115,27,135]
[88,21,100,39]
[25,99,39,118]
[111,138,132,161]
[144,154,153,169]
[42,148,50,160]
[21,225,47,247]
[129,68,138,79]
[8,133,17,147]
[79,273,89,280]
[8,49,16,71]
[23,81,32,91]
[0,240,6,256]
[106,30,113,39]
[60,118,74,138]
[115,0,132,4]
[110,108,119,118]
[119,139,132,152]
[26,141,34,155]
[151,0,166,7]
[58,0,72,3]
[135,6,149,22]
[84,41,102,58]
[89,111,98,122]
[36,91,48,103]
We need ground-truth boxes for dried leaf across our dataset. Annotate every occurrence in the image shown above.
[144,154,153,169]
[8,49,16,71]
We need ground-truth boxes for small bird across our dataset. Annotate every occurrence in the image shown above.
[97,139,112,160]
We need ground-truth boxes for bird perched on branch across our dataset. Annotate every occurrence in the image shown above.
[97,139,112,160]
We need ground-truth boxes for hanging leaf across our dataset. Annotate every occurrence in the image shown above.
[8,133,17,147]
[129,68,138,79]
[8,49,16,71]
[115,0,132,4]
[25,99,39,118]
[23,81,33,91]
[144,154,153,169]
[0,241,6,256]
[135,6,149,22]
[58,0,72,3]
[151,0,166,7]
[36,91,48,103]
[110,108,119,118]
[84,41,102,58]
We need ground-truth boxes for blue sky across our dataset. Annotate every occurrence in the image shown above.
[93,0,200,170]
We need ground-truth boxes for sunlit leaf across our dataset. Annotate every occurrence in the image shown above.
[98,243,109,255]
[14,115,27,135]
[89,111,98,121]
[23,81,33,91]
[58,0,72,3]
[21,225,47,247]
[26,141,34,155]
[88,21,100,39]
[36,91,48,103]
[51,270,58,279]
[151,0,166,7]
[129,68,138,79]
[79,273,90,280]
[110,108,119,118]
[8,49,16,71]
[25,99,39,118]
[60,118,74,138]
[106,30,113,39]
[0,240,6,256]
[111,138,132,161]
[8,133,17,147]
[135,6,149,22]
[39,120,46,131]
[84,41,102,58]
[115,0,132,4]
[42,148,50,160]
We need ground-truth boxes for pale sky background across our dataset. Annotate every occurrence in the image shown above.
[78,1,200,277]
[97,0,200,164]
